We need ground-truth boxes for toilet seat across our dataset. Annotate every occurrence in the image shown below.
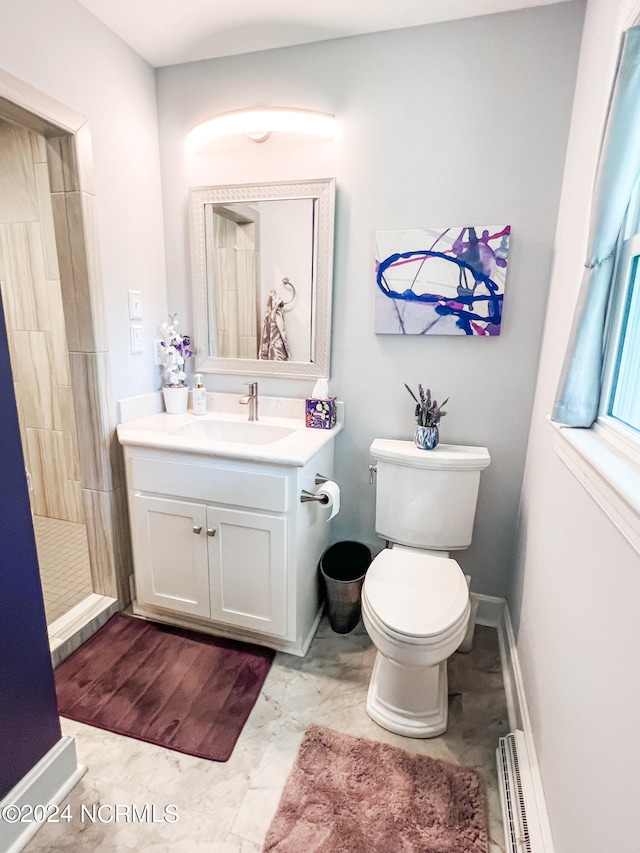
[363,549,469,640]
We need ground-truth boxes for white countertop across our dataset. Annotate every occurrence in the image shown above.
[116,408,343,467]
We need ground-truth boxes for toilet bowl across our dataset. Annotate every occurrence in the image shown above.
[362,438,490,738]
[361,547,470,738]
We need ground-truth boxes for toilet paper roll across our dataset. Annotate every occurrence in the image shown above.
[317,480,340,520]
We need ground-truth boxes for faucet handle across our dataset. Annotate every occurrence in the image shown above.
[239,381,258,421]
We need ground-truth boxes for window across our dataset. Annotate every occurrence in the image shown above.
[549,25,640,555]
[601,176,640,443]
[552,176,640,558]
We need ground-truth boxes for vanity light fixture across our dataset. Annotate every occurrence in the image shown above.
[186,107,338,148]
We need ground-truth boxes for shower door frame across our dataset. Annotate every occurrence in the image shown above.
[0,69,130,646]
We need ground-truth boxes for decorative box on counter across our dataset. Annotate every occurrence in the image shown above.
[305,397,337,429]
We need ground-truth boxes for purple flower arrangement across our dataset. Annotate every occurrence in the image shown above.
[404,383,448,427]
[160,314,194,387]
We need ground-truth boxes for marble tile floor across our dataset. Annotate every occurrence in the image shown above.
[25,620,508,852]
[32,515,93,626]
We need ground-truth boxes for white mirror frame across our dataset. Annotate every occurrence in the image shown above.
[189,177,335,379]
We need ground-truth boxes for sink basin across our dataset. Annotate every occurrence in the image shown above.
[117,396,342,466]
[171,419,296,445]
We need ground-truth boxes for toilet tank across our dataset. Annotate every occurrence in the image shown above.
[370,439,490,550]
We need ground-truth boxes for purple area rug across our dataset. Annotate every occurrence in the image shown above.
[54,613,274,762]
[263,725,490,853]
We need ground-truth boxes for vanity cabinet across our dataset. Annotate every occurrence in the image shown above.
[207,506,286,635]
[132,496,287,636]
[120,434,337,657]
[133,495,210,618]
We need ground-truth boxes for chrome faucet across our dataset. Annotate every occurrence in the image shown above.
[239,381,259,421]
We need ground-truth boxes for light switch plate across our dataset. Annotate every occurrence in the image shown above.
[130,324,144,354]
[128,289,142,320]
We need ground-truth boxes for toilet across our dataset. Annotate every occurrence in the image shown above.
[362,438,490,738]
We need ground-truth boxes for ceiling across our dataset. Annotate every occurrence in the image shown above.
[75,0,572,68]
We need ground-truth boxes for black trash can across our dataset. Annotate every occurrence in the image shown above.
[320,541,372,634]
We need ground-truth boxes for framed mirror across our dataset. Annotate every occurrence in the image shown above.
[189,178,335,379]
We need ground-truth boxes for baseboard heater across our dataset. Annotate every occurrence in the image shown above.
[497,731,546,853]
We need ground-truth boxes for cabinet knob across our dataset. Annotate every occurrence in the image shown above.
[192,525,202,534]
[207,528,216,537]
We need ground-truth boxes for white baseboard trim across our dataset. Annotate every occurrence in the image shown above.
[0,737,86,853]
[477,593,555,852]
[476,594,521,730]
[474,592,505,628]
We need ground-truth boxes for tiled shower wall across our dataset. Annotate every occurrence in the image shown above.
[0,118,84,523]
[0,74,133,618]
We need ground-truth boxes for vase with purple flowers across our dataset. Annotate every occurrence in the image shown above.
[159,314,194,414]
[404,383,448,451]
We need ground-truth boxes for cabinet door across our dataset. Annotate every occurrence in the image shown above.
[132,495,210,618]
[207,507,287,638]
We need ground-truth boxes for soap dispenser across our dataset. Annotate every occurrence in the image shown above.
[193,374,207,415]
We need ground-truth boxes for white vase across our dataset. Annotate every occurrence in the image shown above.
[162,385,189,414]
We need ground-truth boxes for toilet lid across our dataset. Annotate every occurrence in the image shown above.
[364,549,469,638]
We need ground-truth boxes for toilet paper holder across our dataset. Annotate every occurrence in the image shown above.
[300,473,330,503]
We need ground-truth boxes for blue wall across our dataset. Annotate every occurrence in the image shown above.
[0,296,61,800]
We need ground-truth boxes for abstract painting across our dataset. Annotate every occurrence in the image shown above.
[375,226,511,336]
